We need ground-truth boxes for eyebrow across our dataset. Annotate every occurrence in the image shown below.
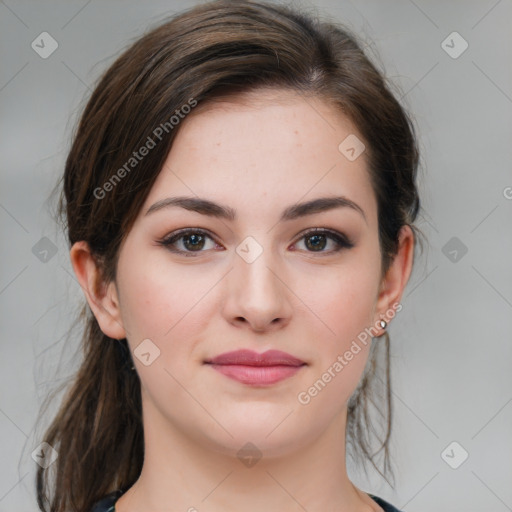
[144,195,366,223]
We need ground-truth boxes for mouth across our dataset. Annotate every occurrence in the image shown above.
[204,349,307,386]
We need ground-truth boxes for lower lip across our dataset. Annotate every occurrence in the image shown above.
[207,364,304,386]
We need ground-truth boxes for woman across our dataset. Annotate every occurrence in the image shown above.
[36,1,421,511]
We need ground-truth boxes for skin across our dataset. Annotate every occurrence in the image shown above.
[70,89,414,512]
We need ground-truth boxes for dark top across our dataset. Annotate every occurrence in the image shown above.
[90,489,404,512]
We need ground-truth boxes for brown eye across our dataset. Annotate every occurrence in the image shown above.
[181,233,206,251]
[305,233,328,251]
[158,229,220,256]
[295,229,354,254]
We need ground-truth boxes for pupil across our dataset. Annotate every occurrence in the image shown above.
[185,234,204,251]
[306,234,326,251]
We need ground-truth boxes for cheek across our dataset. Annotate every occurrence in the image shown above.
[115,242,170,339]
[295,252,380,401]
[116,248,216,349]
[305,260,380,344]
[296,271,377,415]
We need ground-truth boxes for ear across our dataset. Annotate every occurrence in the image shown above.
[69,241,127,340]
[374,225,415,327]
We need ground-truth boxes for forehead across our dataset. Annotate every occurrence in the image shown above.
[142,88,377,225]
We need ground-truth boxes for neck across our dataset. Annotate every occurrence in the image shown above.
[116,399,378,512]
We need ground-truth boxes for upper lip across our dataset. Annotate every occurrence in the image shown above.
[205,349,305,367]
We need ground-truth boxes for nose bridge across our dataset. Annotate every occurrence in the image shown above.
[226,234,291,328]
[235,234,280,297]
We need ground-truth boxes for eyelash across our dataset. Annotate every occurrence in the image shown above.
[157,227,354,257]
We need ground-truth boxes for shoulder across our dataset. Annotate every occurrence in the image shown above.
[368,494,404,512]
[89,490,123,512]
[90,490,402,512]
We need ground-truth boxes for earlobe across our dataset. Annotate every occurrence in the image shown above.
[69,241,127,340]
[375,225,415,325]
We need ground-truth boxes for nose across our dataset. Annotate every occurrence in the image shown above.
[222,242,293,333]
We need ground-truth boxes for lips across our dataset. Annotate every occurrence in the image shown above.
[206,349,305,367]
[205,349,306,386]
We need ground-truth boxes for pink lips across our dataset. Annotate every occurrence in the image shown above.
[205,349,306,386]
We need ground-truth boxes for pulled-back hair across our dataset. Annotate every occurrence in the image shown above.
[36,1,421,510]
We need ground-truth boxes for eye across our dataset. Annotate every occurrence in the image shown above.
[293,228,354,254]
[157,227,354,257]
[157,228,221,257]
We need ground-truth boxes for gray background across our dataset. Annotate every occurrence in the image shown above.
[1,0,511,510]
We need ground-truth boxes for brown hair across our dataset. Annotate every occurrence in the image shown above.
[36,1,421,510]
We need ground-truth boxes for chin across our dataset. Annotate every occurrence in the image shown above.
[199,410,316,460]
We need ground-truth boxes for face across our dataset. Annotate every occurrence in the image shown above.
[106,89,393,457]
